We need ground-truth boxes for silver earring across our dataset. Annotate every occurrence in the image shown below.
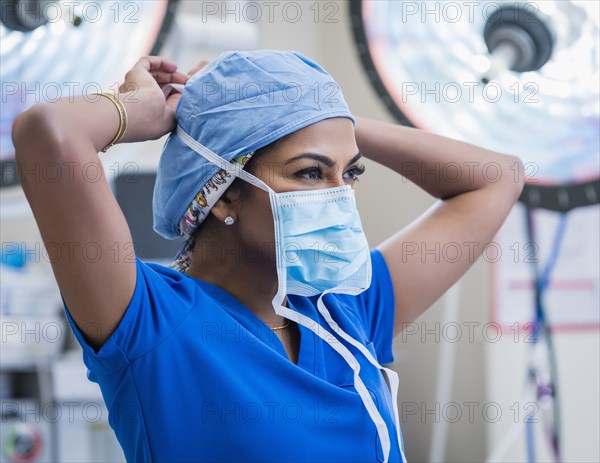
[224,216,235,225]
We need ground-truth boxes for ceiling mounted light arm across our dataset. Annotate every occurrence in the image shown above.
[0,0,58,32]
[482,4,555,83]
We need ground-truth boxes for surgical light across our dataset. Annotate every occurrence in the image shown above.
[0,0,179,187]
[350,0,599,212]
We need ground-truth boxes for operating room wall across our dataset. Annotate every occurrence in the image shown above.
[2,1,598,462]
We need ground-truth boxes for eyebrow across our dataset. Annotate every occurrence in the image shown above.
[285,151,362,168]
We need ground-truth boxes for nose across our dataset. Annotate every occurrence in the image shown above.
[325,171,347,188]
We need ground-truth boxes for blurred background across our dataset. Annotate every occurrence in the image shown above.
[1,1,598,462]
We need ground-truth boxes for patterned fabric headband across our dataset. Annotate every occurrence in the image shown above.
[168,151,255,274]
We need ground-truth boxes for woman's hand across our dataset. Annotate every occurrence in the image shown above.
[117,56,188,142]
[13,56,210,154]
[117,56,208,143]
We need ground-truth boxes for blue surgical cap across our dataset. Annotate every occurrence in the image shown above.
[152,49,355,241]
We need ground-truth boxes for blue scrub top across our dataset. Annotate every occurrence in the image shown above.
[62,248,405,462]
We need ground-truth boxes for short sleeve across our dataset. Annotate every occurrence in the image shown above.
[350,247,396,365]
[61,256,196,376]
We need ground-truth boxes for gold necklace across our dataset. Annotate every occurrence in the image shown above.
[270,320,290,331]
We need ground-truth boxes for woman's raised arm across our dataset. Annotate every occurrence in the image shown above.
[12,56,190,351]
[355,117,525,336]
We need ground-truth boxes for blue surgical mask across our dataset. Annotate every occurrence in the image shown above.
[273,184,372,296]
[175,125,405,463]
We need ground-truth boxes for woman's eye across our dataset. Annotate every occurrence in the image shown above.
[296,167,322,181]
[345,164,367,181]
[294,164,366,182]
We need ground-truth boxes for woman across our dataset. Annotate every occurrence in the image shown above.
[13,51,524,462]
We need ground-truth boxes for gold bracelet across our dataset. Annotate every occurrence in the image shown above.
[91,92,128,153]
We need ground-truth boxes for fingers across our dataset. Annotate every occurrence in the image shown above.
[124,56,174,83]
[171,71,190,84]
[149,70,189,85]
[136,56,189,83]
[127,55,208,83]
[136,56,178,73]
[120,56,189,93]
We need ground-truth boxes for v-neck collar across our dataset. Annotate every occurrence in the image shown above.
[289,295,326,378]
[189,278,326,378]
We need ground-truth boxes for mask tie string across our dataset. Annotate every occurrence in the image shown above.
[317,289,407,463]
[176,126,270,193]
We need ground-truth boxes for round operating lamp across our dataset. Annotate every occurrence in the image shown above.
[350,0,599,212]
[0,0,179,188]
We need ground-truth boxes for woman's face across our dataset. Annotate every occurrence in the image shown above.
[233,117,365,260]
[248,117,364,192]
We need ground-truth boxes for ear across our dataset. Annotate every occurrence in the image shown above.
[209,184,242,223]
